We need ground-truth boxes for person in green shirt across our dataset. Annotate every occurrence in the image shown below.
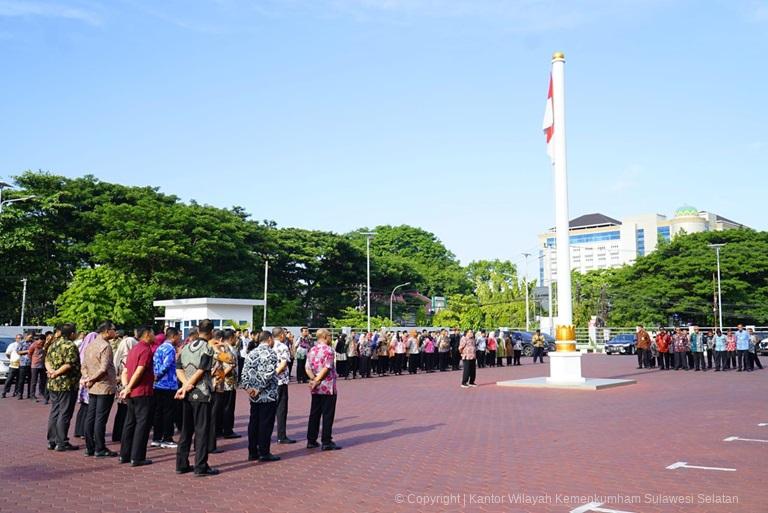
[45,323,81,451]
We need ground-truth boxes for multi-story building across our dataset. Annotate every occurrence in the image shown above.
[538,206,747,285]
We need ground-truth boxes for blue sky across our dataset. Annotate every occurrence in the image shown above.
[1,0,766,272]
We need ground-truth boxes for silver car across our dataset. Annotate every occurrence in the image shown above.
[0,338,13,383]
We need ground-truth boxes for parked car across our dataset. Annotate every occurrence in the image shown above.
[0,337,13,383]
[758,333,768,356]
[604,333,637,355]
[503,331,556,357]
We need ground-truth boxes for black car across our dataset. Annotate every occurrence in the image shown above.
[504,331,556,357]
[604,333,637,355]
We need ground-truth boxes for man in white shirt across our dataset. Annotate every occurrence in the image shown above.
[2,334,22,398]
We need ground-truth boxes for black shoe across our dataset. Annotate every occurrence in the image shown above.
[95,450,118,458]
[259,454,281,462]
[130,459,153,467]
[278,438,297,444]
[247,454,260,461]
[209,447,224,454]
[222,433,242,439]
[194,467,220,477]
[118,457,130,464]
[176,466,193,475]
[1,393,6,399]
[47,442,56,451]
[321,442,342,451]
[84,450,95,457]
[306,441,320,449]
[55,443,80,452]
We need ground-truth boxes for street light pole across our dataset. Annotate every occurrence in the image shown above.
[0,182,36,214]
[20,278,27,328]
[389,282,411,322]
[262,260,269,329]
[359,231,376,333]
[709,243,725,330]
[522,253,531,331]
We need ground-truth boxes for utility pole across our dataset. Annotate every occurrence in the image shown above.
[20,278,27,327]
[262,260,269,329]
[708,243,725,331]
[522,253,531,331]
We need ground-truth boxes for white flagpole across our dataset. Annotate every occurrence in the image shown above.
[551,51,572,329]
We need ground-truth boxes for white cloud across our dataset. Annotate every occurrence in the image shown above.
[0,0,101,25]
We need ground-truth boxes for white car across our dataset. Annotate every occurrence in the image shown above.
[0,338,12,382]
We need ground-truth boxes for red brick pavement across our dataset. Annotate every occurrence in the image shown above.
[0,355,765,513]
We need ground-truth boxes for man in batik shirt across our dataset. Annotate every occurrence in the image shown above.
[45,323,81,451]
[305,328,341,451]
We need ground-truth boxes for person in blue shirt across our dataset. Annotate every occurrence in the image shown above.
[713,329,727,371]
[735,324,751,372]
[151,327,180,448]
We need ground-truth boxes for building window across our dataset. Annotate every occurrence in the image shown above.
[546,230,620,248]
[636,228,645,257]
[657,226,671,242]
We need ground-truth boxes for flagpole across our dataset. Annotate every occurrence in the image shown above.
[547,51,583,384]
[551,52,572,331]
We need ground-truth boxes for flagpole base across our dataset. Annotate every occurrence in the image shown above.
[546,351,586,384]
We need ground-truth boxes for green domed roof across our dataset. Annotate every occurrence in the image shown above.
[675,205,698,217]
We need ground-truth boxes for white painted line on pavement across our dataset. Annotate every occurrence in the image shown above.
[570,502,636,513]
[666,461,736,472]
[758,423,767,427]
[723,436,768,443]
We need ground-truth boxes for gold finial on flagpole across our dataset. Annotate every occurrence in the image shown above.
[552,52,565,61]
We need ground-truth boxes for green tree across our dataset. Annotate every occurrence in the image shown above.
[49,266,157,330]
[328,307,395,330]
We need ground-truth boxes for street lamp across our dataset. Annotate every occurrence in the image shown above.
[522,252,531,331]
[389,282,411,322]
[708,243,725,330]
[0,182,36,213]
[359,231,376,333]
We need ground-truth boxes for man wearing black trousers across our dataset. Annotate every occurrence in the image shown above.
[175,319,218,476]
[305,329,341,451]
[273,327,295,445]
[45,324,81,451]
[118,327,155,467]
[241,330,280,462]
[449,328,461,371]
[81,321,118,457]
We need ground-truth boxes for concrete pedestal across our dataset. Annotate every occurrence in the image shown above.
[496,351,637,391]
[546,351,585,385]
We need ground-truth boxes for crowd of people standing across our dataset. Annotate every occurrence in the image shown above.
[2,320,341,477]
[634,324,764,372]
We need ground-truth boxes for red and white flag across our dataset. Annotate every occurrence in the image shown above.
[542,74,554,163]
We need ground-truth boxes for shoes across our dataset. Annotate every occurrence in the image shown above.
[118,458,130,464]
[130,459,153,467]
[321,442,342,451]
[460,384,469,388]
[222,433,241,439]
[209,447,224,454]
[176,466,193,474]
[160,441,178,449]
[55,443,80,452]
[150,441,162,448]
[84,450,95,457]
[277,438,297,444]
[95,450,118,458]
[194,467,220,477]
[47,442,56,451]
[1,393,5,399]
[258,454,281,462]
[468,384,478,387]
[247,454,260,461]
[306,441,320,449]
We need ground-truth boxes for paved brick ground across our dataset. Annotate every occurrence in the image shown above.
[1,354,765,513]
